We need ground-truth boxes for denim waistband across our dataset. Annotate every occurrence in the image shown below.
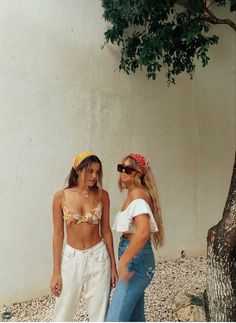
[65,239,105,254]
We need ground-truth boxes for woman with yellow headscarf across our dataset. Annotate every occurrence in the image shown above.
[50,151,118,321]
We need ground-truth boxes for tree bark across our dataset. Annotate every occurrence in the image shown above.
[177,1,236,32]
[205,152,236,321]
[203,5,236,32]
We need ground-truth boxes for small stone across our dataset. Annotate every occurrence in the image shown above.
[0,256,206,321]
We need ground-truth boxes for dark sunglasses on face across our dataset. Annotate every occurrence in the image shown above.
[117,164,138,175]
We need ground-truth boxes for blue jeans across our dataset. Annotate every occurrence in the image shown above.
[106,236,155,322]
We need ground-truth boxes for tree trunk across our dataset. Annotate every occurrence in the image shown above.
[205,152,236,321]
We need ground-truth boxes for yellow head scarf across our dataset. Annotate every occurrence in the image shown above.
[72,151,94,169]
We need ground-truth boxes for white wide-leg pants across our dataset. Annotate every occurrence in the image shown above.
[52,240,111,322]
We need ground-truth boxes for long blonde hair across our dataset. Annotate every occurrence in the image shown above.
[118,156,164,249]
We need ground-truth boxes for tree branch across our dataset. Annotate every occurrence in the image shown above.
[203,5,236,32]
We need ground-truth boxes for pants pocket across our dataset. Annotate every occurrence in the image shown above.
[62,247,75,264]
[142,254,155,281]
[94,246,109,262]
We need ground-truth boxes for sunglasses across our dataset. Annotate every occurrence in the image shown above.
[117,164,138,175]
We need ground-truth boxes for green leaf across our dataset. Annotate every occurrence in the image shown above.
[101,0,227,84]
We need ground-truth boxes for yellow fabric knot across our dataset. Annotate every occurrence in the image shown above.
[72,151,94,169]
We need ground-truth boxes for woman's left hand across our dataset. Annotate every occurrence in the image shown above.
[118,260,134,282]
[111,266,119,288]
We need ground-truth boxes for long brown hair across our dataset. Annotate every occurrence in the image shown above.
[65,155,103,194]
[119,156,164,249]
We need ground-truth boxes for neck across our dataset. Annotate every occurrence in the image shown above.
[75,183,89,193]
[127,184,136,194]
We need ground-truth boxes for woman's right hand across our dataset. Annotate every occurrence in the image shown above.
[118,259,134,282]
[50,273,62,297]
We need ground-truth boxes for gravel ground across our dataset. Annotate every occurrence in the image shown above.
[0,257,206,322]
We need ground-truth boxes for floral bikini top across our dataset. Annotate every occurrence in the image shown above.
[62,190,103,225]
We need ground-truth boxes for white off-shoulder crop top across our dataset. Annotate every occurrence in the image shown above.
[112,199,158,233]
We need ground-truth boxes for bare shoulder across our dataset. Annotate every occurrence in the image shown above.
[130,188,149,204]
[101,189,110,202]
[53,190,64,204]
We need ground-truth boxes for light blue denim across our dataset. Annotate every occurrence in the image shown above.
[106,236,155,322]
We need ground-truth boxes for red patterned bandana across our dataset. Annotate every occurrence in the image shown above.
[128,153,150,175]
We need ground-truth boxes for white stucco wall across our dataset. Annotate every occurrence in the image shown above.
[0,1,235,304]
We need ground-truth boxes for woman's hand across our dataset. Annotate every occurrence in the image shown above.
[118,260,134,282]
[111,266,119,288]
[50,273,62,297]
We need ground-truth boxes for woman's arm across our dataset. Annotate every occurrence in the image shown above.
[119,214,150,281]
[100,190,118,287]
[50,190,64,297]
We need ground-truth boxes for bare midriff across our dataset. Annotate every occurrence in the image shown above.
[66,223,102,249]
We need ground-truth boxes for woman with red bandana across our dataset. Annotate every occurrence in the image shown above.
[106,153,164,322]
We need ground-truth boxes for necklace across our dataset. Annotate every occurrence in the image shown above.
[81,192,89,198]
[71,189,89,198]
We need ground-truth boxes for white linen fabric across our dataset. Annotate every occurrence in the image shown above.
[112,198,158,233]
[52,240,111,322]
